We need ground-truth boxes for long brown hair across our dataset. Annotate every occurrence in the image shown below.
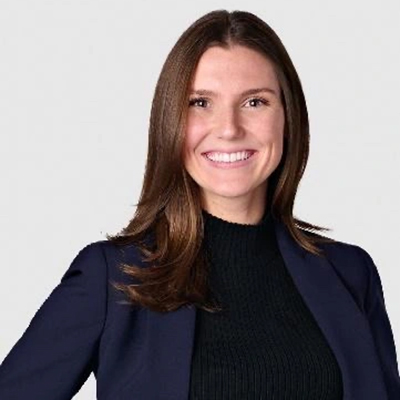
[106,9,336,313]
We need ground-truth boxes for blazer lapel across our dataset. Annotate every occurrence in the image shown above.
[273,216,387,399]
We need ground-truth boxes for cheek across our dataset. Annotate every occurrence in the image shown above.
[183,118,208,154]
[272,107,285,132]
[255,110,285,141]
[182,132,199,169]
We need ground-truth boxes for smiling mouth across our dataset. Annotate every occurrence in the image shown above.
[202,150,256,163]
[200,151,257,170]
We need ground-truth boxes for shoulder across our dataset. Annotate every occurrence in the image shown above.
[64,239,141,275]
[95,239,148,266]
[316,235,374,274]
[311,235,376,314]
[301,228,372,267]
[85,239,151,285]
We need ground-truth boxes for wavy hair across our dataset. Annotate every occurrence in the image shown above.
[106,9,336,313]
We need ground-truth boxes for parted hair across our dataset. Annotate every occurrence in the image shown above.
[106,9,336,313]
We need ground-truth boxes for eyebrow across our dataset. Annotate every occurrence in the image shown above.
[189,87,278,97]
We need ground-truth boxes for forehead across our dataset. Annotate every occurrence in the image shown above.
[190,45,279,92]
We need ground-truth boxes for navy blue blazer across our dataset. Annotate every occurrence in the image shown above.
[0,215,399,399]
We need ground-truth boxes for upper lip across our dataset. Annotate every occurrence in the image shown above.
[202,149,256,155]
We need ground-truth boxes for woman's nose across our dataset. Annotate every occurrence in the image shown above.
[215,107,244,139]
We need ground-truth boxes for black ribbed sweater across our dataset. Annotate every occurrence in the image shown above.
[188,207,343,399]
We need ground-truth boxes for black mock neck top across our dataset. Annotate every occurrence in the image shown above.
[188,207,343,399]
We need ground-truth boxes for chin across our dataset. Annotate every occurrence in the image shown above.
[202,185,254,199]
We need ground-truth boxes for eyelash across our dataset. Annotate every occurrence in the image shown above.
[188,96,270,108]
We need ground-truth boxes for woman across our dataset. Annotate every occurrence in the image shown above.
[0,9,399,400]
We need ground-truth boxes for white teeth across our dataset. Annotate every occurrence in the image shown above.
[205,151,252,163]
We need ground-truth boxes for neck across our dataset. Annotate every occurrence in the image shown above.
[201,202,267,226]
[201,204,278,259]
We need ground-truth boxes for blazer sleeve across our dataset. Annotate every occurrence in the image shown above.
[356,245,400,398]
[0,241,107,400]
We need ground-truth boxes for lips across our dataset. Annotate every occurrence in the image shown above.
[201,149,256,156]
[201,149,257,168]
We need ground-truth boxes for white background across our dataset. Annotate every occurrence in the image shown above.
[1,0,399,398]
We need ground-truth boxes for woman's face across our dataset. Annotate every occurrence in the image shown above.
[183,44,285,210]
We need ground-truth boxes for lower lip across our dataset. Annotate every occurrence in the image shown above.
[201,152,257,169]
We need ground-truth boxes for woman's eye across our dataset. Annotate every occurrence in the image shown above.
[188,97,208,108]
[247,97,269,107]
